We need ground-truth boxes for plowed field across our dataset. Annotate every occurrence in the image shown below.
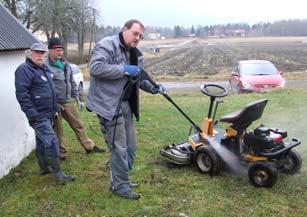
[143,39,307,77]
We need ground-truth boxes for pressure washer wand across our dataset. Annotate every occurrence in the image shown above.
[161,93,202,133]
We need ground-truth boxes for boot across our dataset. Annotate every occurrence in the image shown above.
[46,157,75,183]
[35,151,53,175]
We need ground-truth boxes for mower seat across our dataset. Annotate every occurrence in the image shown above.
[219,99,268,127]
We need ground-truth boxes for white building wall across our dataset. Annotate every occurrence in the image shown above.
[0,50,35,178]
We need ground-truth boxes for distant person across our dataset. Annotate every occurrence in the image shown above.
[45,38,105,160]
[87,19,164,200]
[15,43,75,183]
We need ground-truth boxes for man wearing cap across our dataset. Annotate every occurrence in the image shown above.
[15,42,75,183]
[45,38,104,160]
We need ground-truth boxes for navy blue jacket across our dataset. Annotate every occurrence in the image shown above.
[15,58,59,120]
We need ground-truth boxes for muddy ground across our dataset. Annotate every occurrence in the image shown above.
[142,39,307,77]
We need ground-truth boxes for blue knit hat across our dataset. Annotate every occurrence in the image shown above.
[48,38,63,49]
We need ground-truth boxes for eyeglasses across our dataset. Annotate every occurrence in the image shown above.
[131,31,144,40]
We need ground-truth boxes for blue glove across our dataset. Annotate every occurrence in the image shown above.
[124,65,140,77]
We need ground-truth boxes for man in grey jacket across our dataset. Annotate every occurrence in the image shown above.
[87,19,163,200]
[45,38,104,160]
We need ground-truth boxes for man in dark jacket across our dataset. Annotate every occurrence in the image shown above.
[45,38,104,160]
[87,19,164,200]
[15,42,75,183]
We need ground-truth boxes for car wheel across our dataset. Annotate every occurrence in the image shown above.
[248,162,277,187]
[77,82,83,102]
[281,149,302,174]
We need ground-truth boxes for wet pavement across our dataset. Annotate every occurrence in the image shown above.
[84,79,307,92]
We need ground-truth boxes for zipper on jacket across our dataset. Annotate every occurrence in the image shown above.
[44,68,57,114]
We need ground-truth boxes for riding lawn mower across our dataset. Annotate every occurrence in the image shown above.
[158,83,302,187]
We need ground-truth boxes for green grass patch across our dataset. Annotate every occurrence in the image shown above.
[1,88,307,216]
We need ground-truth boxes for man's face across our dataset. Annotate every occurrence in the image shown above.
[49,48,64,60]
[123,23,144,48]
[30,50,46,66]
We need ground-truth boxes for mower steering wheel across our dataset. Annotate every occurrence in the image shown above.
[200,84,228,98]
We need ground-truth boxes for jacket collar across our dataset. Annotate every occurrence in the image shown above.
[26,58,46,70]
[118,32,130,50]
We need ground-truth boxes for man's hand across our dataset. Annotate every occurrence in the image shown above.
[124,65,140,77]
[75,98,84,111]
[77,100,84,111]
[28,117,41,125]
[151,83,166,94]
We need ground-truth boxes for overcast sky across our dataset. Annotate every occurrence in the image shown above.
[96,0,307,27]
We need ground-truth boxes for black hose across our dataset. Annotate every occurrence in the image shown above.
[111,69,154,148]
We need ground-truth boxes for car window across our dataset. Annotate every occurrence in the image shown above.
[235,64,239,73]
[241,62,278,76]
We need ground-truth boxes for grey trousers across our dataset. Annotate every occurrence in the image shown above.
[99,101,137,194]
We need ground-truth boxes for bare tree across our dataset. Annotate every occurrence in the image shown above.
[0,0,22,17]
[69,0,93,63]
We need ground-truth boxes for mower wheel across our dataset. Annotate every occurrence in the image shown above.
[195,146,221,176]
[281,149,302,174]
[248,162,277,188]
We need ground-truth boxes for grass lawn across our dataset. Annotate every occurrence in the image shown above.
[1,88,307,217]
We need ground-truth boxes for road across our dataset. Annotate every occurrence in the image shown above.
[84,79,307,92]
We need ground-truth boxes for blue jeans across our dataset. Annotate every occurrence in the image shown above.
[99,101,137,194]
[30,118,60,158]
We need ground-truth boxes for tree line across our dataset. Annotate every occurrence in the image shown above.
[162,20,307,38]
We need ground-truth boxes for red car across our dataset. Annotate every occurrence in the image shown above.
[229,60,286,93]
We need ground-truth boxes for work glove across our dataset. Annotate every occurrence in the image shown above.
[76,99,84,111]
[124,65,140,77]
[151,83,166,94]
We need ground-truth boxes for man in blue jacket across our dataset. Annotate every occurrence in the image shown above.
[87,19,164,199]
[15,43,75,183]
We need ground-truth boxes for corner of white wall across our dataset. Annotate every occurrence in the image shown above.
[0,51,36,178]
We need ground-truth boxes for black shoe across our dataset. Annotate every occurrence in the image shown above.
[55,171,76,183]
[113,190,141,200]
[36,151,53,175]
[46,157,75,183]
[130,182,139,188]
[86,146,105,153]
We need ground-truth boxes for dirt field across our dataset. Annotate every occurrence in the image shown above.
[141,37,307,79]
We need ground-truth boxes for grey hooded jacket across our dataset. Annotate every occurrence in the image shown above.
[86,34,155,121]
[44,58,78,103]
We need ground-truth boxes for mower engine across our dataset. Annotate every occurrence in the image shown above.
[244,125,287,155]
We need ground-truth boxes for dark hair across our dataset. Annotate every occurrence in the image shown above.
[123,19,145,30]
